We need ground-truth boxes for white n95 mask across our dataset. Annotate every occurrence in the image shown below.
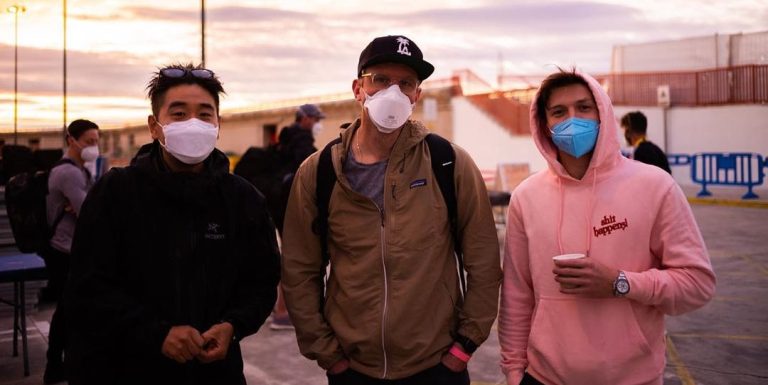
[364,85,414,134]
[158,118,219,165]
[80,145,99,162]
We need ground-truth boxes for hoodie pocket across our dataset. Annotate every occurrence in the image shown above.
[527,296,656,384]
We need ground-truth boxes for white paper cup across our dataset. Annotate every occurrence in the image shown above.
[552,253,586,261]
[553,253,585,289]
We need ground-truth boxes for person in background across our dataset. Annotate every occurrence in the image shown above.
[64,63,280,385]
[282,35,501,385]
[621,110,671,173]
[278,103,326,175]
[43,118,100,384]
[271,103,326,331]
[498,68,715,385]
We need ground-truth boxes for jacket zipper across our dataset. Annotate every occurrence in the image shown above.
[380,181,395,379]
[379,221,388,378]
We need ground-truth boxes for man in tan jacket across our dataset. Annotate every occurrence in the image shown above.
[281,35,501,385]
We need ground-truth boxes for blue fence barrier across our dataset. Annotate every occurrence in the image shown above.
[668,152,767,199]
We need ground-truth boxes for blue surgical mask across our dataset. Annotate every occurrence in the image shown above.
[550,117,599,158]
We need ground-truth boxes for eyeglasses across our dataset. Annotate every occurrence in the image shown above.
[361,73,420,94]
[160,67,215,79]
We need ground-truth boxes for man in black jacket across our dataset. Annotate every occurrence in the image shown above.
[64,63,280,385]
[621,111,671,174]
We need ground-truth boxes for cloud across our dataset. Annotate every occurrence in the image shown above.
[116,5,310,23]
[3,0,766,129]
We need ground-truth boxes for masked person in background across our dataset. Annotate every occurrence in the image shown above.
[498,68,715,385]
[621,110,671,174]
[64,63,280,385]
[270,103,327,331]
[281,35,502,385]
[42,119,100,384]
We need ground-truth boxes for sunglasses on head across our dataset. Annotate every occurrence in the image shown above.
[159,68,215,79]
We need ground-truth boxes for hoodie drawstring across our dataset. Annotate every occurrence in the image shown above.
[585,168,598,256]
[557,178,564,255]
[556,168,598,256]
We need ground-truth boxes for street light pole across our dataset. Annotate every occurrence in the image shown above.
[63,0,68,143]
[8,4,26,145]
[201,0,206,67]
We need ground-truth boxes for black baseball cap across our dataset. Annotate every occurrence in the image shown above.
[357,35,435,81]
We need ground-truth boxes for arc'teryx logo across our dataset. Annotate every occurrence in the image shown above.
[593,214,629,237]
[205,222,225,240]
[396,37,412,56]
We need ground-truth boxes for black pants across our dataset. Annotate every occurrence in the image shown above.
[327,363,469,385]
[40,246,70,301]
[40,247,70,363]
[520,372,545,385]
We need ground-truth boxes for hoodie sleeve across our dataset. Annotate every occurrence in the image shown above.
[452,146,502,348]
[498,195,534,385]
[624,183,716,315]
[280,155,345,369]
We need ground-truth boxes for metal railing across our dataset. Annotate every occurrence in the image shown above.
[608,65,768,106]
[668,152,767,199]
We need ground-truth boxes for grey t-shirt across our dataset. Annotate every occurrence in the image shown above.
[344,147,388,210]
[47,157,93,253]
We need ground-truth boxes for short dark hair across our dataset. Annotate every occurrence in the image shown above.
[535,67,592,131]
[67,119,99,139]
[146,63,225,117]
[621,111,647,135]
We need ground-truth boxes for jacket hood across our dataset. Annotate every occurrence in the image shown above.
[530,71,621,180]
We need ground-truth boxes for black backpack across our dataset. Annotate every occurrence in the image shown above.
[233,145,293,232]
[313,133,466,294]
[5,158,76,254]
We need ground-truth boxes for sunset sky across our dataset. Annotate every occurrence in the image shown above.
[0,0,766,132]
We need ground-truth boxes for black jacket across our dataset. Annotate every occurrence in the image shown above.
[65,142,280,385]
[634,140,671,174]
[278,122,316,174]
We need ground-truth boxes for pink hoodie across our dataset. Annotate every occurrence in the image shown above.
[498,71,716,385]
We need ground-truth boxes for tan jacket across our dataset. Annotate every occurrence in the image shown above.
[281,119,501,379]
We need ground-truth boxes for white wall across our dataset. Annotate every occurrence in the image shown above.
[455,98,768,196]
[451,97,546,178]
[613,104,768,192]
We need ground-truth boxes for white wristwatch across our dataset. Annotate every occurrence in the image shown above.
[613,271,630,297]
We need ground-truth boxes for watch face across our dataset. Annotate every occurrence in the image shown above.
[617,280,630,294]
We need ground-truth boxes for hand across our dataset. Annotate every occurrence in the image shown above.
[161,325,204,363]
[553,257,616,298]
[196,322,234,363]
[441,344,468,372]
[327,358,350,375]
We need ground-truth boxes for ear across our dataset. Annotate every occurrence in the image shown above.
[412,86,423,104]
[148,115,161,140]
[216,115,222,139]
[352,79,364,103]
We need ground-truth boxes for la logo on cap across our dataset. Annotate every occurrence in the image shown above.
[396,37,412,56]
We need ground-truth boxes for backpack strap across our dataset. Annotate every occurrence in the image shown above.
[424,134,465,296]
[313,134,465,294]
[313,137,342,268]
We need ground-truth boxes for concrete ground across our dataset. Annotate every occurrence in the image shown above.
[1,198,766,385]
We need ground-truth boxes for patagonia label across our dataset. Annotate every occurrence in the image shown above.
[410,179,427,189]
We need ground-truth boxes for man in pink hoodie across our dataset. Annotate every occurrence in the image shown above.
[498,68,716,385]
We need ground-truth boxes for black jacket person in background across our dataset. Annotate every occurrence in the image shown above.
[64,63,280,385]
[621,111,671,174]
